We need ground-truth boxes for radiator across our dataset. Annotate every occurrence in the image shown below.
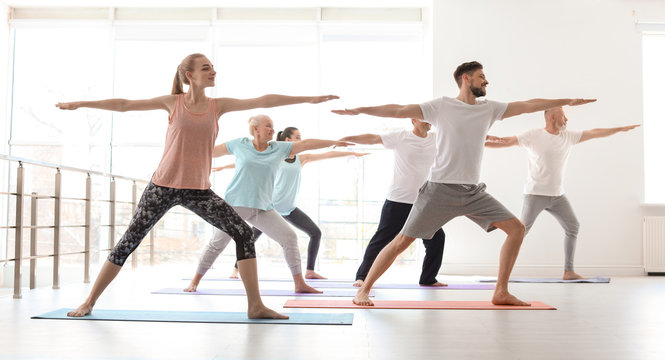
[643,216,665,274]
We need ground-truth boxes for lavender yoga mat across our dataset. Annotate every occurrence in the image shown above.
[478,277,610,283]
[306,282,495,290]
[183,277,353,282]
[184,278,494,290]
[152,287,374,297]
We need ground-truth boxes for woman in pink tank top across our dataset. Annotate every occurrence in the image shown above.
[56,53,339,320]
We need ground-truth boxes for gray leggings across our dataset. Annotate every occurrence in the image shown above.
[520,194,580,271]
[197,206,302,276]
[234,207,322,271]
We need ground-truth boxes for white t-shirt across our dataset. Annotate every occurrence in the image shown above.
[517,128,583,196]
[381,130,437,204]
[419,96,508,184]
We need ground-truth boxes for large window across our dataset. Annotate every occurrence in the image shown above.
[643,33,665,203]
[4,7,430,270]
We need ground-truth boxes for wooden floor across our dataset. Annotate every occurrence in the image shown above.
[2,265,664,360]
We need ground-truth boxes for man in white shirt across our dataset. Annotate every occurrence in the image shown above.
[333,61,595,306]
[486,107,639,280]
[340,119,446,287]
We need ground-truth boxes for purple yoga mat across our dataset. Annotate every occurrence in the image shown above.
[304,282,495,290]
[183,277,353,282]
[152,287,374,297]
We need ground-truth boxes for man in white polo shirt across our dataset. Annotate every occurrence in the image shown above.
[333,61,595,306]
[486,107,639,280]
[340,118,446,287]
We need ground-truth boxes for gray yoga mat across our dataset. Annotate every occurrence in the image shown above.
[32,308,353,325]
[478,276,610,283]
[152,287,375,297]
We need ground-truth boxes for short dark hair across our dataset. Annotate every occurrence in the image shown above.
[453,61,483,88]
[277,127,299,141]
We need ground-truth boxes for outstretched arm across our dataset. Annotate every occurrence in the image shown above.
[55,95,175,113]
[579,124,640,143]
[213,143,231,157]
[338,134,383,145]
[484,136,519,148]
[332,104,423,120]
[212,163,236,172]
[289,139,353,157]
[502,98,596,119]
[299,151,369,166]
[217,94,339,115]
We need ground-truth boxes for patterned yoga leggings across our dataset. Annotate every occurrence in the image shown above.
[108,182,255,266]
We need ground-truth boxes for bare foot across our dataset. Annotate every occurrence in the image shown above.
[229,268,239,279]
[295,283,323,294]
[353,279,364,287]
[183,283,198,292]
[248,305,289,319]
[492,290,530,306]
[421,281,448,287]
[305,270,327,279]
[353,290,374,306]
[563,270,586,280]
[67,303,93,317]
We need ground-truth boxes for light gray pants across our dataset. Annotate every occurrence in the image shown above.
[520,194,580,271]
[197,206,302,276]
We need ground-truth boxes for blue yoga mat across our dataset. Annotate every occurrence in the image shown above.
[152,287,374,297]
[32,308,353,325]
[478,276,610,283]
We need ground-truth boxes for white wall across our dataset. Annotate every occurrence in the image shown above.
[430,0,665,276]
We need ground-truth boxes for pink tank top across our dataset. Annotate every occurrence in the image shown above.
[151,94,219,189]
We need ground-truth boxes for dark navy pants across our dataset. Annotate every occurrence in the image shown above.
[355,199,446,285]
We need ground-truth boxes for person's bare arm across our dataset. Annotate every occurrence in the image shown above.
[484,136,519,148]
[332,104,423,120]
[502,98,596,119]
[217,95,338,115]
[213,143,230,157]
[338,134,383,145]
[212,163,236,172]
[299,151,369,166]
[579,124,640,143]
[289,139,353,157]
[56,95,175,113]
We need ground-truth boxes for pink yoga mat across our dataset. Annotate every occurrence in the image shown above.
[283,299,556,310]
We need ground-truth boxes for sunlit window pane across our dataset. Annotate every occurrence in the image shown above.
[11,26,113,171]
[643,34,665,203]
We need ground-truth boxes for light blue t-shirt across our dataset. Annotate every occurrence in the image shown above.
[272,156,302,216]
[224,137,294,210]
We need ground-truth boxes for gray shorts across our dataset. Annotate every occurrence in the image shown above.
[402,182,516,239]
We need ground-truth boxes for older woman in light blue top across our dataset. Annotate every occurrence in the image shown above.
[225,126,368,279]
[185,115,352,293]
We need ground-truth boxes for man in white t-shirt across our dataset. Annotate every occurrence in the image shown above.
[340,118,446,286]
[333,61,595,306]
[485,107,639,280]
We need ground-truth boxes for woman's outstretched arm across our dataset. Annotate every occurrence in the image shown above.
[56,95,175,113]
